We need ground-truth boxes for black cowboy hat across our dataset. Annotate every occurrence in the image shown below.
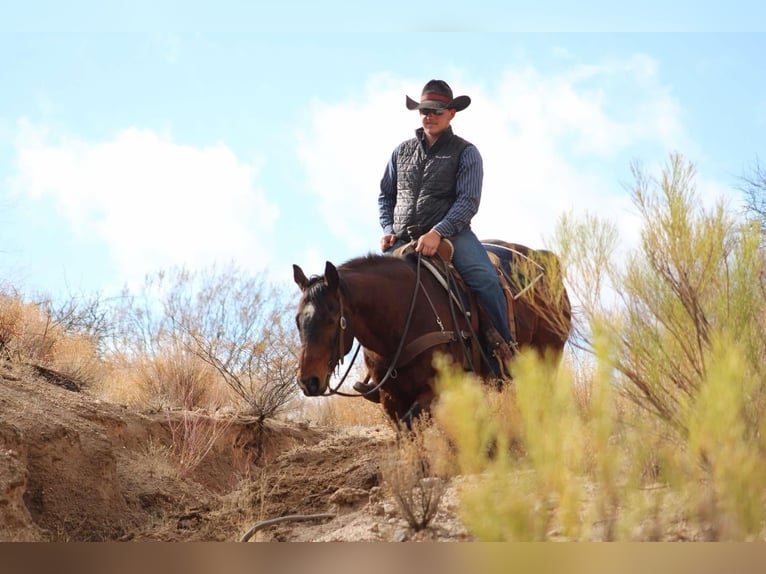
[405,79,471,112]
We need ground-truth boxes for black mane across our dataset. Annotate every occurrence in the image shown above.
[339,252,415,273]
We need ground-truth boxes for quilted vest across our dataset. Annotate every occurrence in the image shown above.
[393,127,470,240]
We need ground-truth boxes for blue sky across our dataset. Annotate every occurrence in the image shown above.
[2,3,765,300]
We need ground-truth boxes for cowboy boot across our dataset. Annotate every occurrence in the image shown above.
[353,374,381,403]
[493,340,515,377]
[484,327,516,380]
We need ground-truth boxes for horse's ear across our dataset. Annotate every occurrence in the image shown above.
[293,264,310,290]
[324,261,339,290]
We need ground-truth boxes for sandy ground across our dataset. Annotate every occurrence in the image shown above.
[0,360,472,542]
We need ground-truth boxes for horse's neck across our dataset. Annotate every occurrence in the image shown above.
[343,270,415,353]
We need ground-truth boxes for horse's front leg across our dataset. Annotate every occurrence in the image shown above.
[376,361,437,429]
[399,387,437,430]
[400,401,424,430]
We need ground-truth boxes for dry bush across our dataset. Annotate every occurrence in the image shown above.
[0,291,106,389]
[168,410,233,478]
[739,156,766,227]
[45,334,106,388]
[380,416,447,532]
[0,293,24,357]
[0,293,58,362]
[435,153,766,541]
[100,349,226,410]
[137,438,178,479]
[232,468,287,541]
[109,264,300,419]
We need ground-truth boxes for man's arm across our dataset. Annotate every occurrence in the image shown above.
[378,147,399,235]
[431,145,483,238]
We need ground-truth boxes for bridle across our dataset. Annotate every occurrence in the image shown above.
[322,253,427,397]
[323,290,363,397]
[317,250,499,398]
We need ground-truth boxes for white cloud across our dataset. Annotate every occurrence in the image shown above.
[296,57,693,257]
[11,120,278,290]
[296,74,417,255]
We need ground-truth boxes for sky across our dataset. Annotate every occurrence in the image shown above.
[2,3,765,302]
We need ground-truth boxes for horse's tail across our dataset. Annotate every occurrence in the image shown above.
[483,240,571,347]
[528,248,572,345]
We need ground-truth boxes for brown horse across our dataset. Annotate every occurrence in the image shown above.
[292,240,571,426]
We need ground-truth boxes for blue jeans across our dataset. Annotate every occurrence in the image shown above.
[385,228,513,343]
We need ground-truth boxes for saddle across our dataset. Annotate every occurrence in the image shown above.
[393,238,543,376]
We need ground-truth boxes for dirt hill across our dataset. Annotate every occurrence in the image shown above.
[0,360,471,542]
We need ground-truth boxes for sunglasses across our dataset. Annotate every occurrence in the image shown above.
[419,108,447,117]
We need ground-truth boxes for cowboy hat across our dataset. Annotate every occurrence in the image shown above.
[405,79,471,112]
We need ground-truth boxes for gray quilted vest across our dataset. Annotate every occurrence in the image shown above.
[393,127,470,240]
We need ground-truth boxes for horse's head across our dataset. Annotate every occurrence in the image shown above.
[293,261,353,397]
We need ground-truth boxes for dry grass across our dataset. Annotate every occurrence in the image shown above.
[299,395,388,427]
[98,352,231,410]
[0,294,55,362]
[45,334,106,388]
[0,292,107,391]
[0,294,73,362]
[138,438,179,479]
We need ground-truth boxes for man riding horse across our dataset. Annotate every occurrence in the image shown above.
[354,79,516,397]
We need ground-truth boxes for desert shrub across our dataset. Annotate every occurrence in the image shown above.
[0,292,24,358]
[554,153,766,436]
[739,156,766,228]
[43,332,105,388]
[168,410,233,478]
[107,263,299,417]
[113,347,222,410]
[0,293,58,362]
[437,153,766,540]
[0,290,105,387]
[434,353,591,541]
[380,416,447,532]
[684,342,766,539]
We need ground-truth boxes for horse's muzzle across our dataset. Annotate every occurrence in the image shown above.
[300,376,322,396]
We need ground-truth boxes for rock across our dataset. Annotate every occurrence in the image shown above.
[328,487,370,511]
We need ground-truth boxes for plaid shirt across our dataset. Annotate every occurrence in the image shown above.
[378,139,484,238]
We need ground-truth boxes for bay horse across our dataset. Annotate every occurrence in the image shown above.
[292,240,571,426]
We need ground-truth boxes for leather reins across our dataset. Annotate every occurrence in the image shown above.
[324,253,430,397]
[323,250,497,397]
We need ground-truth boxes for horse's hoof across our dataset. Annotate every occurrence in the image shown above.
[353,380,381,403]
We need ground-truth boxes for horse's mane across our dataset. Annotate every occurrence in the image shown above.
[338,253,413,274]
[301,254,411,304]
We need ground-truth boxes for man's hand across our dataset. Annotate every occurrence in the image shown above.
[380,233,397,252]
[415,229,442,256]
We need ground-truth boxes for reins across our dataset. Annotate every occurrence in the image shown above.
[323,247,502,398]
[325,342,362,397]
[325,252,426,398]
